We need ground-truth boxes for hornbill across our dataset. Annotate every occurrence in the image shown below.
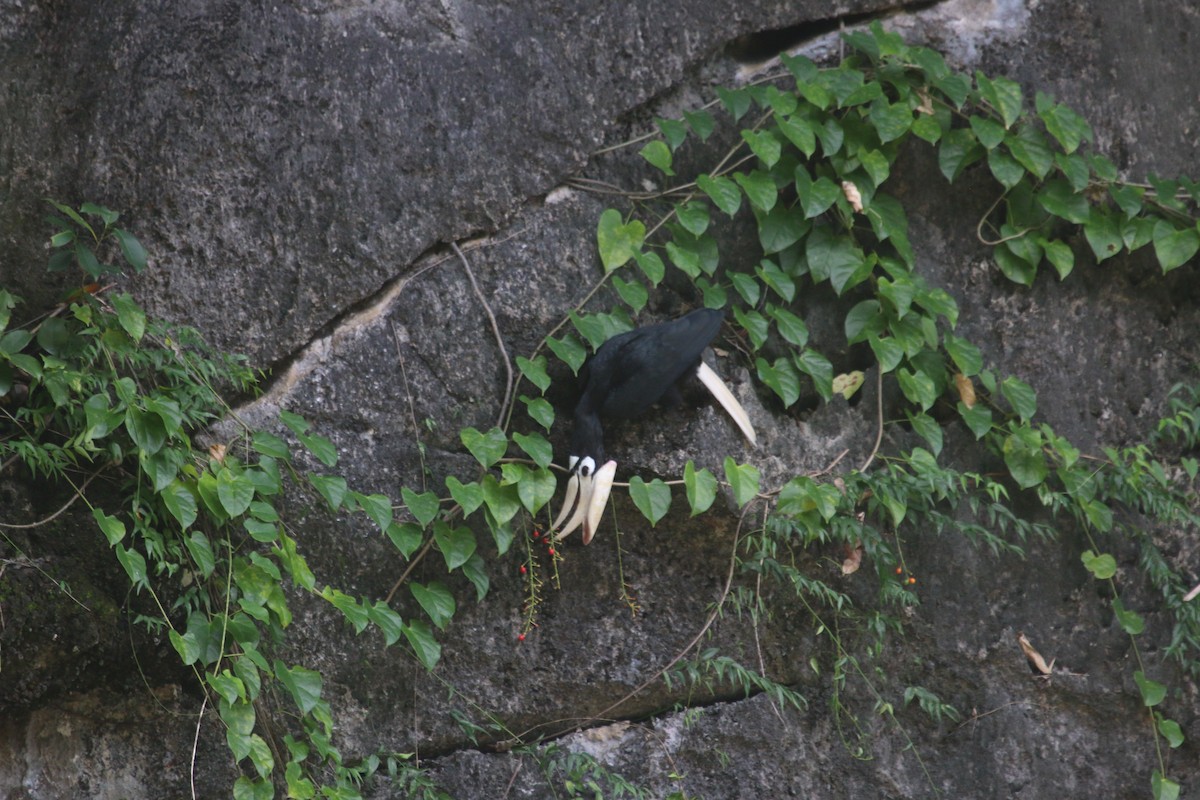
[550,307,757,544]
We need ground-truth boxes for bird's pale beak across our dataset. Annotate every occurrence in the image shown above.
[552,460,617,544]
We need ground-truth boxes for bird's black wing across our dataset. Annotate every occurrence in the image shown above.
[588,308,723,419]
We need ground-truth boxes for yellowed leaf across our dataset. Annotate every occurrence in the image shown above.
[1017,631,1054,675]
[208,442,227,463]
[832,370,865,399]
[841,540,864,575]
[841,180,863,213]
[954,372,976,409]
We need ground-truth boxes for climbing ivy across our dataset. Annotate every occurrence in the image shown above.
[3,21,1199,800]
[540,21,1197,799]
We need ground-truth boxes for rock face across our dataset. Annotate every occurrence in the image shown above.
[2,1,1199,798]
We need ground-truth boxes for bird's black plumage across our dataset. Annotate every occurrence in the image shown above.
[569,307,724,463]
[552,307,755,544]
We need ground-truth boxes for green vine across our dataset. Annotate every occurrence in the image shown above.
[2,21,1198,800]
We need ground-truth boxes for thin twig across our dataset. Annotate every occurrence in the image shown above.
[0,466,105,529]
[384,535,437,604]
[858,367,884,473]
[190,693,208,800]
[390,320,427,492]
[452,240,514,428]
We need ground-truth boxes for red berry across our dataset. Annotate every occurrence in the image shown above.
[519,564,527,575]
[517,633,526,642]
[548,547,556,556]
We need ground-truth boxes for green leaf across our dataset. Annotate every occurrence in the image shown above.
[806,227,864,294]
[869,99,912,143]
[756,356,800,408]
[217,467,255,516]
[795,349,834,400]
[628,476,672,526]
[546,334,587,375]
[897,367,938,411]
[275,661,323,714]
[161,480,198,530]
[1001,376,1037,421]
[755,260,795,303]
[445,476,484,517]
[308,473,348,511]
[1005,126,1053,179]
[251,430,290,459]
[612,274,649,313]
[460,426,508,469]
[1038,179,1090,224]
[514,465,556,515]
[410,581,456,630]
[112,228,148,271]
[1152,221,1200,273]
[634,250,666,286]
[1084,211,1123,263]
[433,521,476,571]
[868,336,904,373]
[969,116,1006,149]
[944,333,983,376]
[354,492,394,532]
[1081,549,1117,580]
[734,171,777,212]
[297,432,338,467]
[1042,238,1075,279]
[515,355,551,393]
[938,128,983,182]
[1152,771,1181,800]
[520,394,555,431]
[778,114,816,156]
[683,109,715,140]
[93,508,126,545]
[958,402,993,439]
[796,169,842,219]
[723,457,760,508]
[185,531,216,578]
[767,305,808,347]
[907,411,944,456]
[976,71,1023,128]
[1156,717,1184,749]
[403,619,442,670]
[481,474,520,526]
[756,205,809,254]
[675,201,710,237]
[741,129,781,168]
[109,293,146,342]
[729,272,760,306]
[512,431,553,469]
[125,406,166,455]
[733,306,769,350]
[208,670,246,705]
[639,140,674,175]
[386,522,424,559]
[656,117,688,149]
[1036,93,1092,153]
[683,461,717,517]
[596,209,645,272]
[844,300,884,345]
[985,149,1024,189]
[1134,670,1166,707]
[115,544,148,585]
[401,487,440,527]
[697,174,742,216]
[1112,597,1144,635]
[1003,431,1047,489]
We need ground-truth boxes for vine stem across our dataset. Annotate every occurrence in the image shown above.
[452,241,514,429]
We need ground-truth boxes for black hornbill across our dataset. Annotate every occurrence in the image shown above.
[551,307,757,544]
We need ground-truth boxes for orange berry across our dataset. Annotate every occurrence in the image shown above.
[895,567,903,574]
[907,576,917,585]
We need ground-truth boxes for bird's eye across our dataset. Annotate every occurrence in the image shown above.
[579,457,595,477]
